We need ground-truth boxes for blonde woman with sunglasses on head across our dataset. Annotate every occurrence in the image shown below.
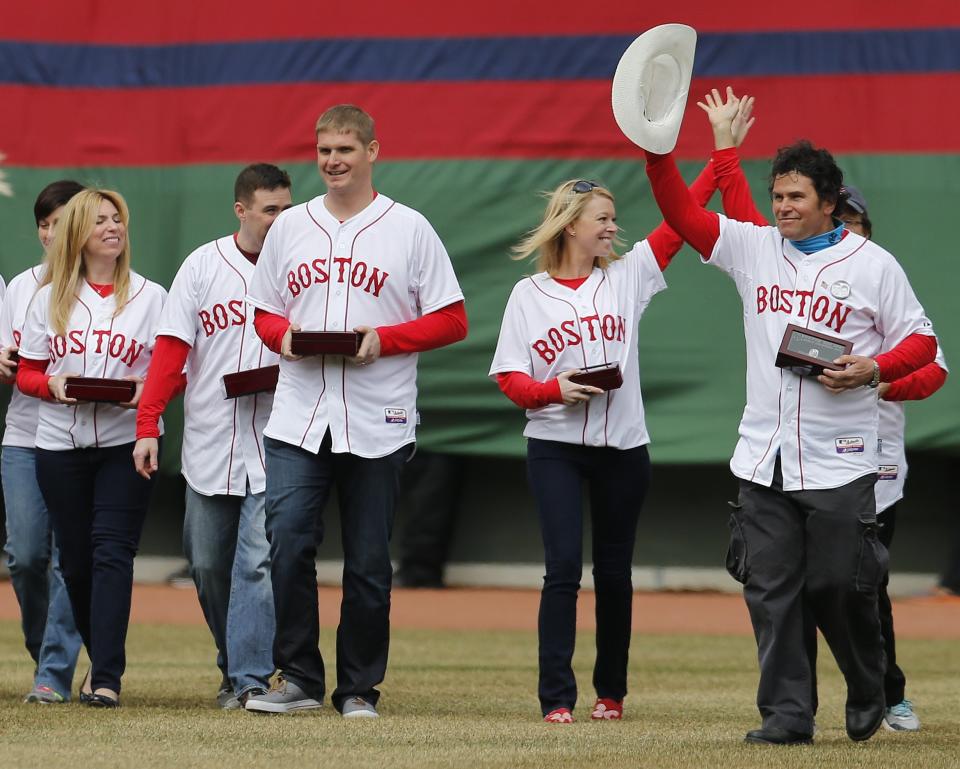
[488,101,755,722]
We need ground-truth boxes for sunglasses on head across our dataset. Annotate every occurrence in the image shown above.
[571,180,600,194]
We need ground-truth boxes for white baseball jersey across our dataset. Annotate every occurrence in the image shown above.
[19,272,166,450]
[489,240,666,449]
[709,219,934,491]
[0,265,45,447]
[0,274,6,301]
[875,344,948,512]
[247,193,463,458]
[158,235,278,496]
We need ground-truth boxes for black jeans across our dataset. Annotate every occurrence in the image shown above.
[526,438,651,715]
[731,460,886,734]
[876,504,906,705]
[263,434,411,711]
[35,441,158,694]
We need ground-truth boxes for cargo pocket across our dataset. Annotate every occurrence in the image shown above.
[854,517,889,592]
[725,501,750,584]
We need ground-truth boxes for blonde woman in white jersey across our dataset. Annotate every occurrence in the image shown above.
[16,189,166,708]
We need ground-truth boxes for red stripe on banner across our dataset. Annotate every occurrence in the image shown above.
[3,1,957,43]
[3,73,959,167]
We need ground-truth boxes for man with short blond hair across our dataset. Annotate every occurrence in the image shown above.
[245,105,467,717]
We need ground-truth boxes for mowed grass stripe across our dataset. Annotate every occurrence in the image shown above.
[0,621,958,769]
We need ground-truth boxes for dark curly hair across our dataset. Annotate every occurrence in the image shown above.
[767,140,844,209]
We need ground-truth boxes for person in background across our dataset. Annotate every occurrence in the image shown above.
[133,164,293,709]
[0,180,85,704]
[838,186,947,732]
[394,450,467,589]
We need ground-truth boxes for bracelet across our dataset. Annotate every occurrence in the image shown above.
[866,360,881,388]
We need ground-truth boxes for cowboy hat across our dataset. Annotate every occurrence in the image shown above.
[611,24,697,154]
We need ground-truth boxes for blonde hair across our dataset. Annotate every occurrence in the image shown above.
[511,180,624,274]
[42,189,133,337]
[315,104,376,146]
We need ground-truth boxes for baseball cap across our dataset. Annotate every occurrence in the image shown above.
[611,24,697,154]
[842,185,868,214]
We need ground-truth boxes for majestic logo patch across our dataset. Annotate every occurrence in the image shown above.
[385,408,407,424]
[877,465,899,480]
[830,280,851,300]
[836,436,864,454]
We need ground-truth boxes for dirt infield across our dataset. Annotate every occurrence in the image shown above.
[3,581,960,638]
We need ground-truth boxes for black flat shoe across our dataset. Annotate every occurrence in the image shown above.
[745,727,813,745]
[87,693,120,708]
[78,668,94,704]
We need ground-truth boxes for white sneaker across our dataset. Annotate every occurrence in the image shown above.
[244,677,322,714]
[883,699,920,732]
[341,696,379,718]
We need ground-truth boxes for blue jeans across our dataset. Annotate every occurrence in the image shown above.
[2,446,82,698]
[35,441,157,695]
[183,483,275,697]
[264,434,411,712]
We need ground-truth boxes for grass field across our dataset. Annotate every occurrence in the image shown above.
[1,620,958,769]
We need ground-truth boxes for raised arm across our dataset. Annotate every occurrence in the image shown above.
[647,90,761,268]
[699,87,769,227]
[644,151,721,258]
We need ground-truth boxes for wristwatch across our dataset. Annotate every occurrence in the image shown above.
[866,360,881,388]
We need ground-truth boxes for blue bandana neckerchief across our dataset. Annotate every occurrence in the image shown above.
[789,220,846,255]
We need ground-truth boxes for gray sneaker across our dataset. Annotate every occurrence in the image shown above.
[883,699,920,732]
[23,685,66,704]
[244,677,322,714]
[217,687,241,710]
[341,696,379,719]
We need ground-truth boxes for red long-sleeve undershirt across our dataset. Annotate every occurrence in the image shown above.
[645,150,722,257]
[712,147,769,227]
[136,335,191,439]
[883,361,948,401]
[647,160,718,270]
[252,300,468,356]
[875,334,938,383]
[16,356,53,400]
[495,371,563,409]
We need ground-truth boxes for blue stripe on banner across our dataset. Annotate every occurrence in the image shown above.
[1,29,958,88]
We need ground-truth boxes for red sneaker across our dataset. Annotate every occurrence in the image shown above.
[544,707,574,724]
[591,698,623,720]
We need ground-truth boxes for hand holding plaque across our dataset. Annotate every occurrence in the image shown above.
[290,331,362,356]
[775,324,852,377]
[222,364,280,399]
[569,362,624,391]
[63,376,138,403]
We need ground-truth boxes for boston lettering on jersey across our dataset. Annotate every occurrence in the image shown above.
[286,256,389,299]
[756,285,852,333]
[48,329,146,367]
[198,299,245,337]
[531,313,627,364]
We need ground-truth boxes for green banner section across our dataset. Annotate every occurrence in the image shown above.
[1,155,956,462]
